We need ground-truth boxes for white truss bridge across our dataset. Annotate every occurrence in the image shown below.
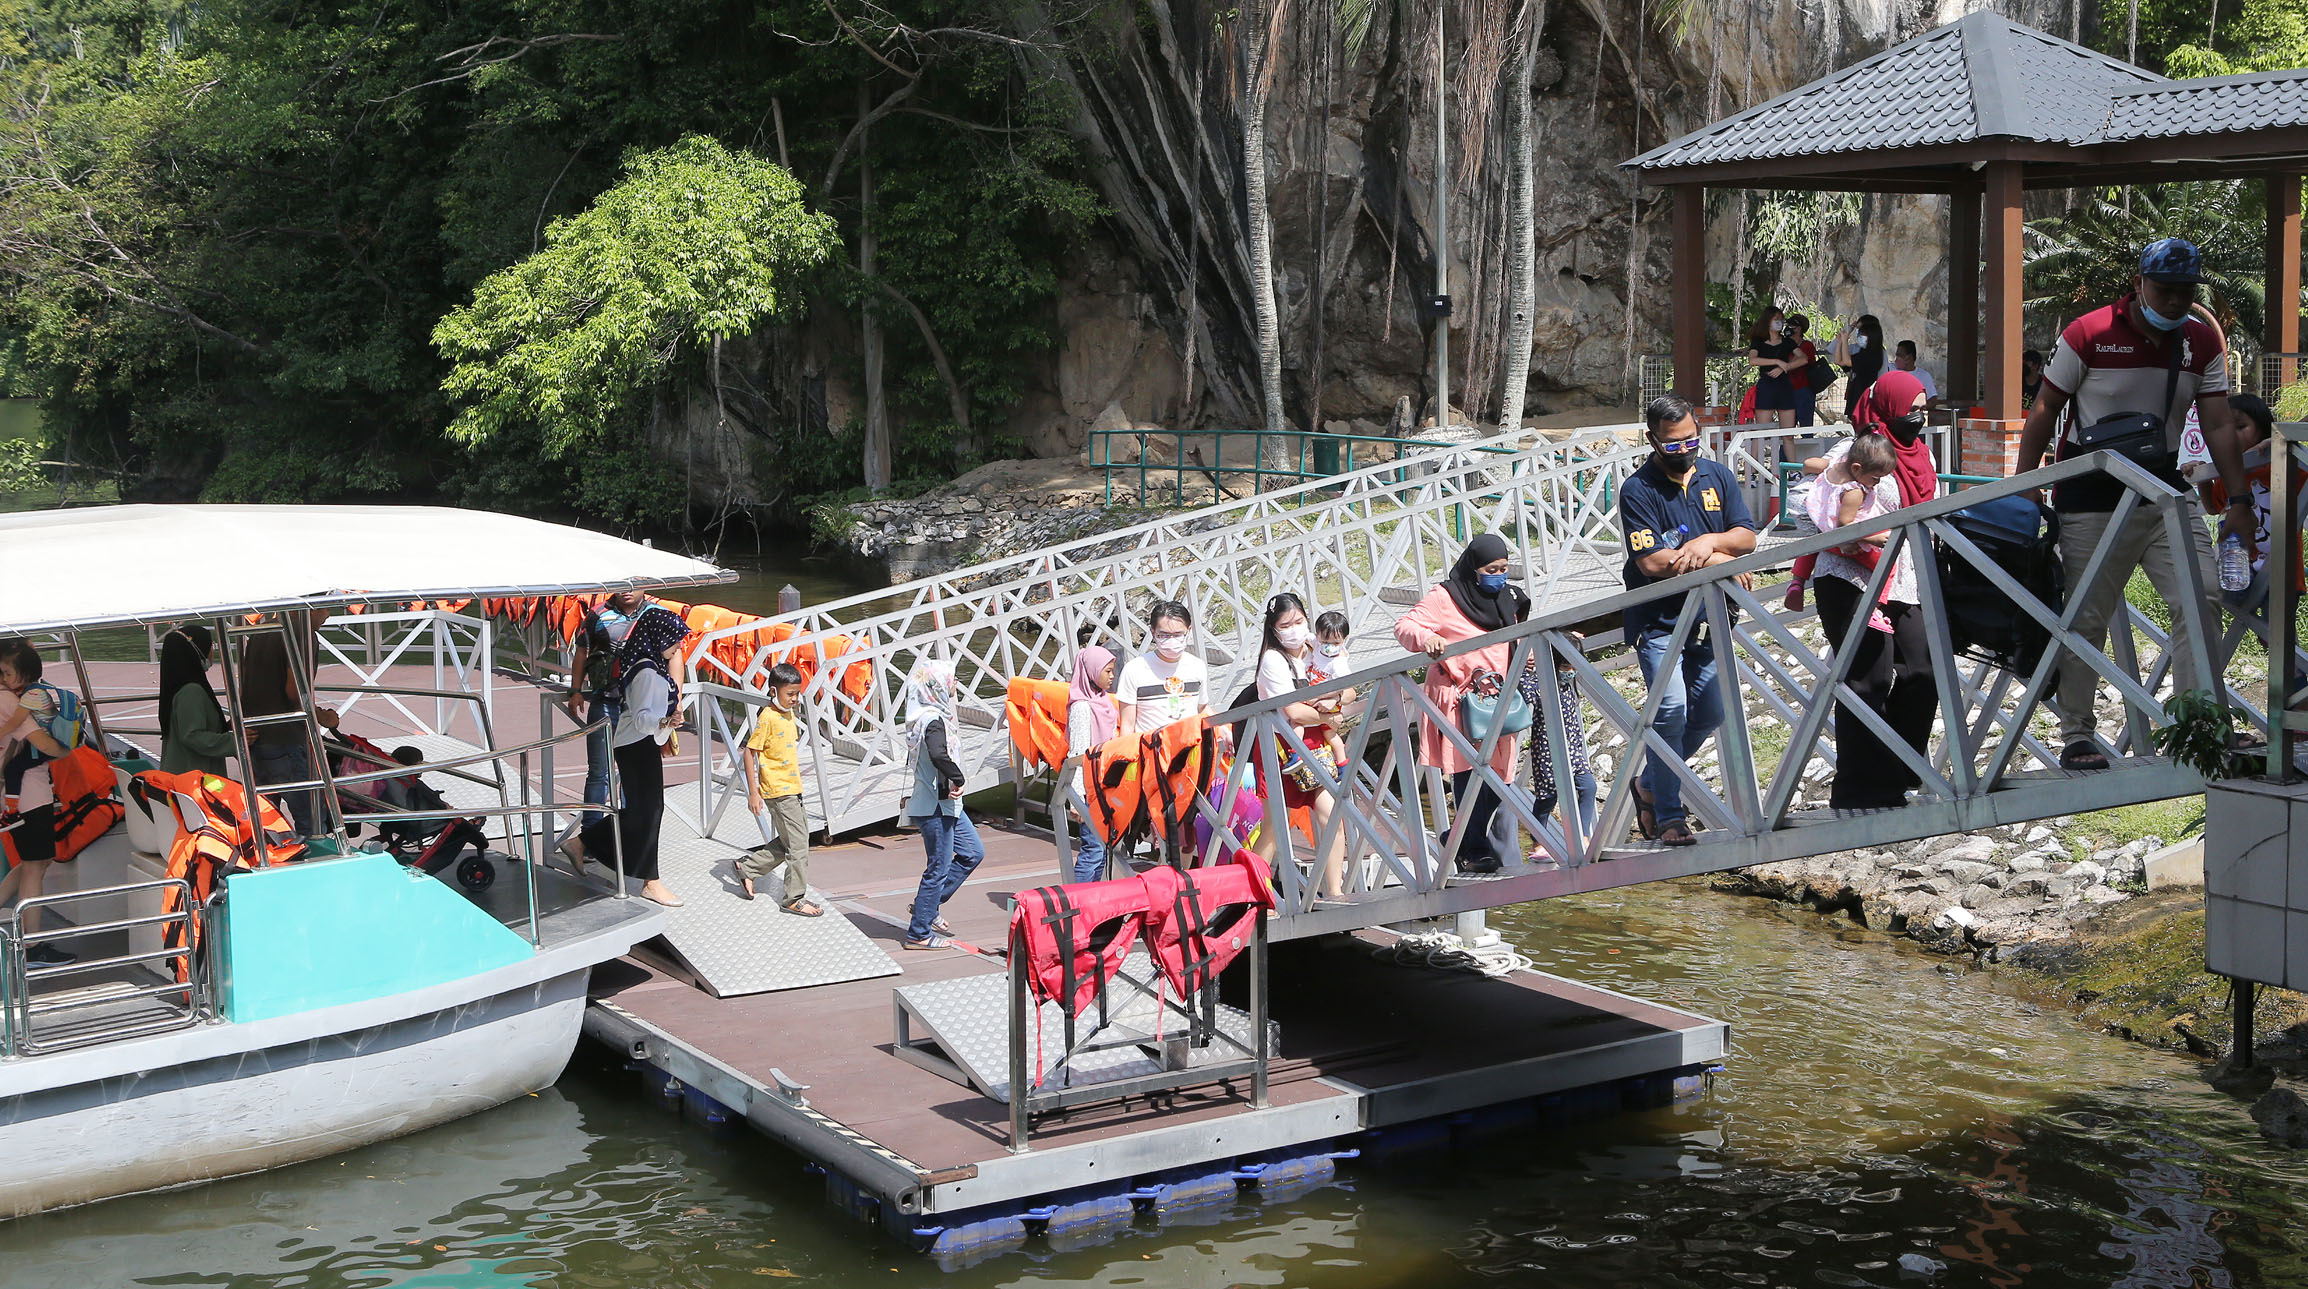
[665,424,2287,939]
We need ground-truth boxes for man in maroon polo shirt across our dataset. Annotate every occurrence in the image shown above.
[2013,237,2257,772]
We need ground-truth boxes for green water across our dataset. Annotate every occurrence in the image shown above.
[2,880,2304,1287]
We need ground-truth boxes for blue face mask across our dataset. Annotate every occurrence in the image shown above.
[2139,299,2188,332]
[1477,572,1509,593]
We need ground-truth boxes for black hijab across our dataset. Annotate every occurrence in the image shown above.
[158,624,223,740]
[1443,533,1530,633]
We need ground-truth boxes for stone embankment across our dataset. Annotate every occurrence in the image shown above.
[827,459,1145,583]
[1715,821,2167,964]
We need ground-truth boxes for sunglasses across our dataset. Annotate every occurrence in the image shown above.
[1655,436,1703,454]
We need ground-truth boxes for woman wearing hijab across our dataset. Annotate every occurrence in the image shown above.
[557,603,687,907]
[1064,645,1118,883]
[903,659,983,949]
[1392,534,1531,874]
[1787,369,1940,809]
[158,625,235,775]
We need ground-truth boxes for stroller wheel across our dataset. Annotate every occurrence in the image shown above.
[456,855,497,892]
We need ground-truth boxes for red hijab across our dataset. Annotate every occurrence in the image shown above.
[1851,370,1938,505]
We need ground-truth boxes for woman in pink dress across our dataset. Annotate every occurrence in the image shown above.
[1393,534,1528,874]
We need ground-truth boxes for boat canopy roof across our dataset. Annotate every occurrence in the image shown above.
[0,504,734,635]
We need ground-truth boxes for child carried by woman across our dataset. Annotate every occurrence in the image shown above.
[1803,431,1902,635]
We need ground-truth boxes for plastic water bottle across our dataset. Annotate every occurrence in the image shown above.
[2219,531,2252,594]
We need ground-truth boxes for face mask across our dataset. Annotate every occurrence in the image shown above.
[2139,299,2188,332]
[1153,634,1187,661]
[1318,641,1347,659]
[1887,413,1926,439]
[1477,571,1510,593]
[1276,625,1311,651]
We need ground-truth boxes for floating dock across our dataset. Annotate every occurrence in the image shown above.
[579,817,1727,1265]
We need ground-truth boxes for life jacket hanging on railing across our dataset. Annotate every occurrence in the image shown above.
[1140,853,1276,1002]
[0,744,124,869]
[1081,729,1147,848]
[1139,717,1214,851]
[1009,878,1149,1019]
[134,770,304,981]
[1003,678,1072,775]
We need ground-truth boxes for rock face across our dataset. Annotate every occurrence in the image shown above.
[2251,1085,2308,1149]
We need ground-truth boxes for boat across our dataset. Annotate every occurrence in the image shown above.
[0,503,730,1218]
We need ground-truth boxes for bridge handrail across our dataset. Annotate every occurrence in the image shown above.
[1191,449,2257,929]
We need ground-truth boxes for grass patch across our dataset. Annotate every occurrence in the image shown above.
[2066,796,2205,852]
[2026,894,2308,1057]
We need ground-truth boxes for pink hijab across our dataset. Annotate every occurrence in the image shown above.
[1070,646,1118,744]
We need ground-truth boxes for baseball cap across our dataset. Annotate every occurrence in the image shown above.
[2138,237,2207,285]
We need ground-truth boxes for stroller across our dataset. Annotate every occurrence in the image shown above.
[325,731,497,892]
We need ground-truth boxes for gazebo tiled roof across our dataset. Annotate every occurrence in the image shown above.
[2107,66,2308,140]
[1626,11,2166,175]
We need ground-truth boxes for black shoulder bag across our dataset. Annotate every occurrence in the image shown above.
[2069,331,2184,475]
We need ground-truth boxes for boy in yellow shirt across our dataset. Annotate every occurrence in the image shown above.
[738,665,821,915]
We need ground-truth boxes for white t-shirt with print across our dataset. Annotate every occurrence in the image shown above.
[1118,652,1209,728]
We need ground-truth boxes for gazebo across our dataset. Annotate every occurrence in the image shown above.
[1624,10,2308,474]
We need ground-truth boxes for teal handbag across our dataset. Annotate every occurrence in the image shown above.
[1457,670,1533,742]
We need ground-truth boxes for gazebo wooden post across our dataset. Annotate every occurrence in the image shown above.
[1947,183,1982,418]
[1671,183,1709,407]
[2267,171,2302,395]
[1965,161,2027,476]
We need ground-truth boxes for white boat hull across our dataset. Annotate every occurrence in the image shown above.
[0,969,591,1218]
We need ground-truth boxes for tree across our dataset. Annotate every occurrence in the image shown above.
[1496,0,1544,433]
[1239,0,1289,439]
[433,136,838,464]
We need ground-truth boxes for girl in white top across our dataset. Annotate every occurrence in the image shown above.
[1249,593,1346,900]
[1805,431,1912,632]
[1115,600,1213,736]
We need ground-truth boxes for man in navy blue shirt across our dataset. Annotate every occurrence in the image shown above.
[1618,395,1757,846]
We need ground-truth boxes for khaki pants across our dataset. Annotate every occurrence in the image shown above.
[739,794,811,905]
[2051,501,2218,748]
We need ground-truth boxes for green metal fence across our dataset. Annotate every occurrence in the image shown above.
[1091,427,1510,505]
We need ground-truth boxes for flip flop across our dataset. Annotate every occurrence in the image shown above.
[932,917,955,936]
[783,899,826,918]
[2060,741,2110,772]
[902,935,949,951]
[1658,821,1697,847]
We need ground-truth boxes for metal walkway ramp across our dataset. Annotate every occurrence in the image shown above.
[891,951,1271,1103]
[638,814,900,998]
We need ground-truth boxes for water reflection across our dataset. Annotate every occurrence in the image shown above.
[5,883,2305,1288]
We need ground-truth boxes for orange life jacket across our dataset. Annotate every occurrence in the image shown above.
[135,770,303,980]
[1004,678,1074,774]
[1081,730,1146,847]
[1139,717,1214,850]
[0,745,124,868]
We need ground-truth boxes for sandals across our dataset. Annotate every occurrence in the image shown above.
[782,898,826,918]
[902,935,949,951]
[2060,741,2110,772]
[1658,821,1697,847]
[932,917,955,936]
[1631,783,1661,841]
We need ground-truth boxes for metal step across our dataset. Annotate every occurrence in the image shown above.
[891,950,1275,1104]
[642,824,900,998]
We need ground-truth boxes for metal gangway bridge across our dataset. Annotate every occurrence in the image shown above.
[650,422,2285,944]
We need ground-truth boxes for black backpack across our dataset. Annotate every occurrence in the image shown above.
[1934,494,2064,692]
[580,610,622,696]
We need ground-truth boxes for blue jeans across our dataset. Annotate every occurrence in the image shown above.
[1792,388,1818,427]
[1570,770,1598,837]
[581,700,620,827]
[1632,625,1722,830]
[252,741,317,838]
[907,810,985,941]
[1071,817,1107,884]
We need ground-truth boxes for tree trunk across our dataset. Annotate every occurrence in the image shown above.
[860,83,892,493]
[1241,0,1288,442]
[1497,0,1543,433]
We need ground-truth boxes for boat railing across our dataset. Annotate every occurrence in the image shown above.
[0,877,205,1059]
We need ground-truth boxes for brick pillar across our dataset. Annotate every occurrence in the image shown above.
[1959,417,2026,478]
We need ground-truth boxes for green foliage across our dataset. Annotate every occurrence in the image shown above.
[2166,0,2308,76]
[2023,183,2266,345]
[0,438,42,493]
[2151,688,2257,780]
[0,0,1095,525]
[435,136,836,457]
[2276,381,2308,423]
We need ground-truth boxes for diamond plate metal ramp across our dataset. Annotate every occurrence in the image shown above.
[646,829,901,998]
[892,952,1274,1103]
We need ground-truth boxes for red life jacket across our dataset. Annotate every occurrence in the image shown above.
[1008,878,1150,1017]
[1140,854,1275,1000]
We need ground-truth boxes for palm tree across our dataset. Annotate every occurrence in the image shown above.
[2023,182,2267,354]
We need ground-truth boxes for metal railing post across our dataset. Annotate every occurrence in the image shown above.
[1008,926,1032,1153]
[1250,909,1269,1109]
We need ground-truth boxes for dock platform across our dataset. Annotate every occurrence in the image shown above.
[579,818,1727,1263]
